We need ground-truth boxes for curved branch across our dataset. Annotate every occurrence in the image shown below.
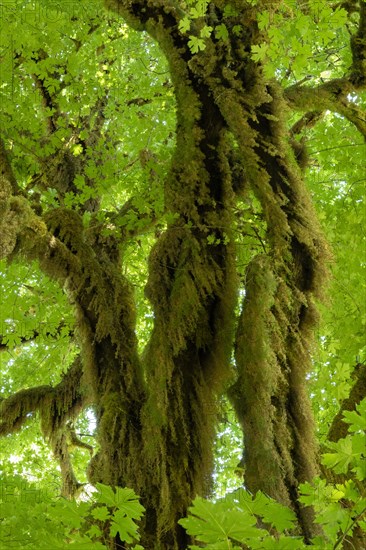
[0,357,86,437]
[285,79,366,139]
[290,111,324,136]
[285,1,366,137]
[0,357,91,499]
[53,430,86,498]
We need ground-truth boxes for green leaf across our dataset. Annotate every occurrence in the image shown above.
[91,505,111,521]
[188,36,206,53]
[322,437,354,474]
[179,496,258,545]
[190,0,208,18]
[257,11,270,31]
[72,144,83,156]
[58,500,86,530]
[110,513,140,542]
[95,483,118,506]
[200,25,213,39]
[215,24,229,42]
[261,500,297,532]
[179,16,190,34]
[343,399,366,432]
[113,487,145,519]
[251,43,269,62]
[86,524,103,538]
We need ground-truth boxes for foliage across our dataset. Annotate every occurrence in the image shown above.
[179,490,304,549]
[180,402,366,549]
[254,0,350,79]
[321,399,366,480]
[2,401,365,549]
[0,479,144,549]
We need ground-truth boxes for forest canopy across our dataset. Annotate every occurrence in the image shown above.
[0,0,365,549]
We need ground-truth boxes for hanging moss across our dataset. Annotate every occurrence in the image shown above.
[0,356,86,498]
[139,88,238,550]
[223,79,330,540]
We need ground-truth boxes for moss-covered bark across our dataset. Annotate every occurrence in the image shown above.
[38,209,147,494]
[103,1,329,545]
[227,83,330,540]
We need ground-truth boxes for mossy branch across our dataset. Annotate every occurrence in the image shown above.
[285,81,366,139]
[53,427,90,499]
[0,357,88,498]
[349,0,366,86]
[0,357,86,438]
[0,385,52,436]
[105,0,183,26]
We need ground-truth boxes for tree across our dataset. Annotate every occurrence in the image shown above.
[0,0,365,548]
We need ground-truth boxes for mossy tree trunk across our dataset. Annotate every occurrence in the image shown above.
[103,1,328,545]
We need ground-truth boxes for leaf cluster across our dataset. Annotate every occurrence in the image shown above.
[0,479,144,549]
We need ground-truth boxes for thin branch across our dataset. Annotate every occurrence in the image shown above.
[309,142,365,154]
[333,505,366,550]
[290,111,324,136]
[285,1,366,140]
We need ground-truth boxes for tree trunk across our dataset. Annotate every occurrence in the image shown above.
[104,1,329,546]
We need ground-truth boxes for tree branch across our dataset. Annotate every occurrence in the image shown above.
[290,111,324,136]
[349,0,366,87]
[285,1,366,138]
[0,356,86,437]
[30,49,60,135]
[0,385,51,435]
[285,79,366,139]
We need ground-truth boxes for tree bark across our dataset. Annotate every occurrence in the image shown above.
[104,1,329,546]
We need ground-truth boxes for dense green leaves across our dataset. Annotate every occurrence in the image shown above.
[322,399,366,480]
[179,489,306,549]
[253,0,350,80]
[0,479,144,548]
